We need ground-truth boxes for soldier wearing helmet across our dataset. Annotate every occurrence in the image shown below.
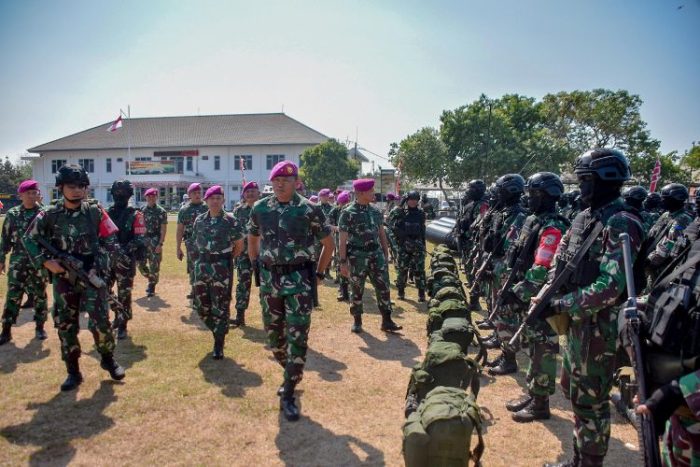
[107,179,146,339]
[540,149,644,467]
[457,179,490,310]
[22,164,126,391]
[389,190,427,301]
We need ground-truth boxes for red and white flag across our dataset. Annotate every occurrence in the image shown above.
[107,115,123,133]
[649,159,661,192]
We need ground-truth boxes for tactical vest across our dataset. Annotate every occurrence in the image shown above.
[402,208,424,238]
[108,206,137,246]
[485,204,525,257]
[505,211,570,278]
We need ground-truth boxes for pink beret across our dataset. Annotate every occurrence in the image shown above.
[187,182,202,193]
[269,160,298,180]
[18,180,39,193]
[329,193,335,200]
[242,181,259,192]
[309,195,319,203]
[386,192,397,201]
[144,188,158,197]
[337,191,351,204]
[203,185,224,200]
[318,188,331,197]
[353,178,375,192]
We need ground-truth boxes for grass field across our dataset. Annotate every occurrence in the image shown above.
[0,219,638,465]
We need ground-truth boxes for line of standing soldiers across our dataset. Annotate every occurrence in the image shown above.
[454,148,700,466]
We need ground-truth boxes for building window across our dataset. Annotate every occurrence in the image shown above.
[135,157,152,161]
[106,158,112,173]
[51,159,66,173]
[51,188,61,200]
[186,156,193,172]
[234,155,252,170]
[87,188,95,199]
[214,155,221,171]
[78,159,95,173]
[266,154,285,170]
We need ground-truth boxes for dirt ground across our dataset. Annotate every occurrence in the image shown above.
[0,225,639,466]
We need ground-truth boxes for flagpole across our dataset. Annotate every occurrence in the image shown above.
[121,106,132,176]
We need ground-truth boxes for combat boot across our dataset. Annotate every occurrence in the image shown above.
[482,334,501,349]
[468,293,483,312]
[230,311,245,328]
[381,316,403,332]
[336,284,349,302]
[488,350,518,375]
[397,288,405,300]
[280,382,300,422]
[513,395,550,423]
[0,324,12,345]
[212,334,225,360]
[60,354,83,391]
[417,289,426,303]
[35,322,48,340]
[580,453,604,467]
[506,394,533,412]
[146,283,155,297]
[100,353,126,380]
[476,318,495,330]
[544,444,580,467]
[351,314,363,333]
[485,353,504,368]
[117,322,128,340]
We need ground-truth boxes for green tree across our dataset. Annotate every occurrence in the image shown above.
[682,143,700,170]
[629,150,691,187]
[389,127,450,195]
[0,156,32,194]
[299,139,360,192]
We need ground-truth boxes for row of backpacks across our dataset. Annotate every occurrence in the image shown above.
[402,245,487,466]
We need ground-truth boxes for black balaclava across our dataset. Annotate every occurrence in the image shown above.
[112,189,131,210]
[579,174,621,211]
[529,190,557,215]
[662,197,685,214]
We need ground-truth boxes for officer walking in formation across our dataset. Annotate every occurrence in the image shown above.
[191,185,244,359]
[338,178,402,334]
[107,180,146,340]
[328,190,351,301]
[248,160,334,421]
[23,165,126,391]
[230,181,260,327]
[0,180,49,344]
[138,187,168,298]
[176,183,208,299]
[541,149,644,467]
[390,191,427,301]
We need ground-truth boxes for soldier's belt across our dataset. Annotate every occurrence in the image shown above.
[261,261,312,275]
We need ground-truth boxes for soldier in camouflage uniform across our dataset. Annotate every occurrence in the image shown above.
[622,185,656,232]
[0,180,49,344]
[176,183,208,299]
[107,180,146,340]
[495,173,570,421]
[644,191,664,225]
[421,194,435,220]
[191,185,244,359]
[248,161,334,421]
[390,191,427,301]
[230,181,260,327]
[383,192,399,263]
[457,180,489,310]
[338,179,402,334]
[23,165,126,391]
[542,149,644,467]
[328,191,351,301]
[138,187,168,297]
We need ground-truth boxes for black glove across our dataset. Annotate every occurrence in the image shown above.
[501,290,524,307]
[644,380,685,429]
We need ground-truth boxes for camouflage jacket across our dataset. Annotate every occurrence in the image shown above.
[140,204,168,242]
[388,206,426,252]
[23,199,118,274]
[232,202,254,256]
[248,191,330,267]
[486,204,527,258]
[319,202,333,221]
[0,204,41,263]
[510,212,570,302]
[338,201,384,255]
[177,202,208,245]
[327,205,346,227]
[554,198,644,320]
[192,211,243,258]
[648,208,695,267]
[383,200,397,221]
[422,201,435,219]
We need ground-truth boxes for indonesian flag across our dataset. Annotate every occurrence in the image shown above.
[107,115,123,133]
[649,159,661,192]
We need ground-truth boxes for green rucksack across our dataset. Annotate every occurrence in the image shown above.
[427,299,470,334]
[433,285,466,303]
[430,317,487,366]
[427,269,462,297]
[403,386,485,467]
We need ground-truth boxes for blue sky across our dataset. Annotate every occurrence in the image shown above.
[1,0,698,169]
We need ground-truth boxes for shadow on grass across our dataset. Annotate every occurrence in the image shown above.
[0,381,117,466]
[198,355,263,398]
[305,348,347,382]
[134,295,171,312]
[357,330,421,368]
[114,336,148,370]
[0,338,51,374]
[238,324,268,345]
[275,413,384,466]
[180,308,208,331]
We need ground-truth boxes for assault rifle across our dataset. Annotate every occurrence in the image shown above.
[35,236,129,327]
[620,232,662,467]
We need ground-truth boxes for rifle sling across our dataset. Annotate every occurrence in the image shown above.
[651,253,700,294]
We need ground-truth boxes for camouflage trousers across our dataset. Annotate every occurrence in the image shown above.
[348,250,392,317]
[234,256,252,313]
[334,234,349,292]
[2,256,48,326]
[386,229,398,263]
[193,258,233,338]
[260,272,313,387]
[524,319,559,397]
[396,246,426,291]
[185,242,197,288]
[108,256,136,323]
[137,238,163,286]
[662,414,700,466]
[51,276,115,360]
[492,259,520,343]
[561,308,618,457]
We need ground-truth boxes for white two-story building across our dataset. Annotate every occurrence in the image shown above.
[26,113,358,209]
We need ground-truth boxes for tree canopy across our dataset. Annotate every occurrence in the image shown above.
[299,139,360,192]
[0,157,32,194]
